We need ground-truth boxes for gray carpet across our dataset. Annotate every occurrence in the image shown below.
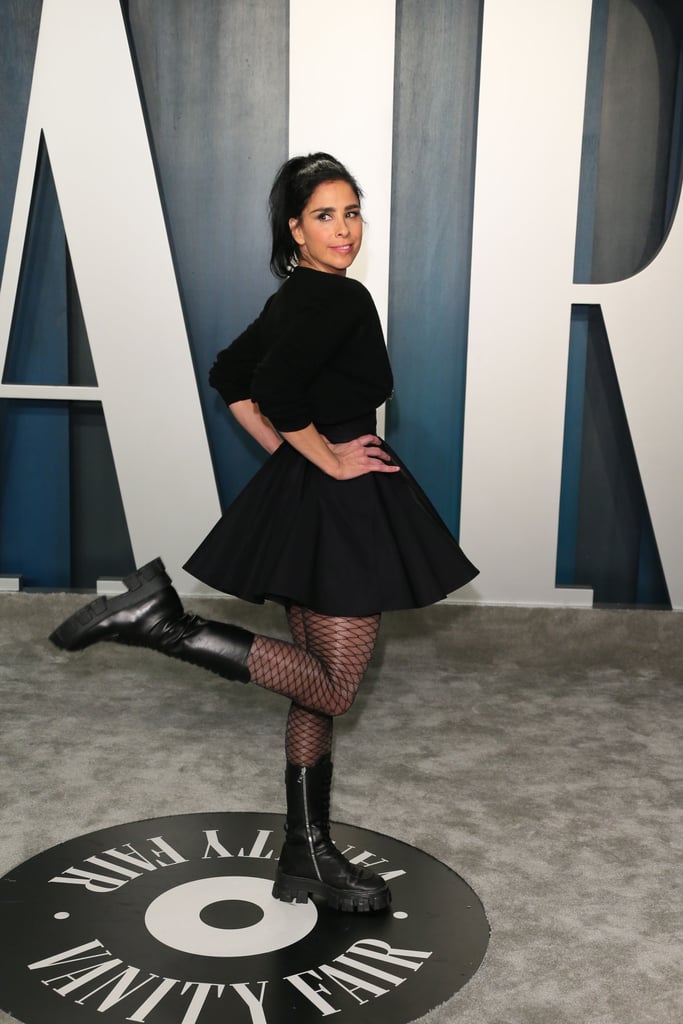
[1,593,681,1023]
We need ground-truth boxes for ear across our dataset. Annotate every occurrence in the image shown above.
[289,217,305,246]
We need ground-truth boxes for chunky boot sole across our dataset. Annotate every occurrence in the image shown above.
[49,558,171,651]
[272,871,391,913]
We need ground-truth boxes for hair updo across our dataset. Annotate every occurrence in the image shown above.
[268,153,363,278]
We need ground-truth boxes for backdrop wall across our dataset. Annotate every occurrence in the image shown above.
[1,0,681,608]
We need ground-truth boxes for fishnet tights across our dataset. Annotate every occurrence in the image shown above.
[245,605,380,767]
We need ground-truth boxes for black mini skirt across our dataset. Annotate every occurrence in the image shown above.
[184,414,478,617]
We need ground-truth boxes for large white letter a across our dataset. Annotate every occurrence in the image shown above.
[0,0,221,592]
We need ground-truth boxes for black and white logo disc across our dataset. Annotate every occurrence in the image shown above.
[0,812,489,1023]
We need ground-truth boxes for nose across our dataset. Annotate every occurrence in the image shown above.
[335,216,350,236]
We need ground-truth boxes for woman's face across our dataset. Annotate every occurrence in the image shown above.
[289,180,362,275]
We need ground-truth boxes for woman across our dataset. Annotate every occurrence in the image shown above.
[50,153,478,914]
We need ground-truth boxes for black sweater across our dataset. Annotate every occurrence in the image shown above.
[209,267,394,433]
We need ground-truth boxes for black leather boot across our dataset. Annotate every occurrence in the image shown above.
[272,754,391,912]
[49,558,253,683]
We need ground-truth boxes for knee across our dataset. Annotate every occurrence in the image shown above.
[328,684,360,717]
[330,700,353,718]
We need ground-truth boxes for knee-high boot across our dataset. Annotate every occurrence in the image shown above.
[272,754,391,912]
[49,558,253,683]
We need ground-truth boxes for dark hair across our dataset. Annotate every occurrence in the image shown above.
[268,152,363,278]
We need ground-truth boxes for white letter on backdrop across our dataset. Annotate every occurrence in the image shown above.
[571,236,683,609]
[0,0,220,592]
[459,0,597,607]
[460,0,682,608]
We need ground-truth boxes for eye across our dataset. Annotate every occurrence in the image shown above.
[316,212,332,221]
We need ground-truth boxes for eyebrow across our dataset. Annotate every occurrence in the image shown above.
[309,203,361,214]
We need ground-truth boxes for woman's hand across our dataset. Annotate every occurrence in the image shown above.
[280,424,399,479]
[322,434,400,480]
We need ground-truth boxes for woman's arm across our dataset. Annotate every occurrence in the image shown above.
[229,399,283,455]
[280,423,399,481]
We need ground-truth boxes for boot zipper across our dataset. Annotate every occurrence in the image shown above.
[300,767,322,882]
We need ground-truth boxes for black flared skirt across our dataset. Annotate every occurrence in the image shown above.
[184,414,478,617]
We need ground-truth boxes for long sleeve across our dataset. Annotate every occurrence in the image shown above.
[208,295,275,407]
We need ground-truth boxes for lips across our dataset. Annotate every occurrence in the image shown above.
[331,245,353,253]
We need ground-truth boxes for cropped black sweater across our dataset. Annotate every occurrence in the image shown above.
[208,267,394,433]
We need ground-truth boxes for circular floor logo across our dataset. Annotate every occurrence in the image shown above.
[0,812,489,1023]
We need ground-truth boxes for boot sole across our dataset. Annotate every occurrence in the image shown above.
[49,558,171,651]
[272,872,391,913]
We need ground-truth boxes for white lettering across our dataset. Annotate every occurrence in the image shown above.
[336,845,405,882]
[49,838,185,892]
[460,0,683,608]
[28,939,109,971]
[202,829,275,860]
[41,959,123,997]
[377,870,407,882]
[346,938,431,971]
[48,867,128,893]
[333,954,406,987]
[126,978,180,1022]
[337,846,388,870]
[202,830,233,859]
[74,967,157,1009]
[0,0,220,591]
[319,964,387,1004]
[284,969,340,1017]
[238,830,275,859]
[178,982,225,1024]
[84,857,143,882]
[103,844,164,873]
[146,836,188,867]
[460,0,595,607]
[231,982,269,1024]
[573,266,683,608]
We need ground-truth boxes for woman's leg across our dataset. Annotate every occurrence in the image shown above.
[247,607,380,718]
[285,705,333,767]
[271,605,389,912]
[49,561,380,719]
[283,606,334,767]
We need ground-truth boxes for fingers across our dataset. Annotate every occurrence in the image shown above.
[336,450,399,478]
[354,436,398,471]
[349,439,394,465]
[365,438,394,464]
[367,459,400,473]
[326,434,399,479]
